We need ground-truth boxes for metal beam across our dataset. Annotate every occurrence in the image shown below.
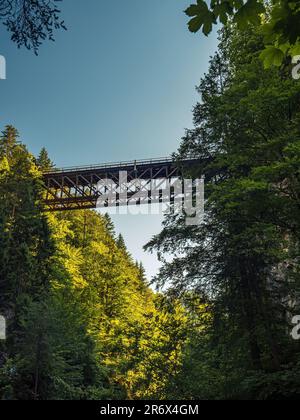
[42,157,201,212]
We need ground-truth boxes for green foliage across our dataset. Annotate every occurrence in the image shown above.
[145,26,300,399]
[186,1,217,35]
[0,128,192,399]
[185,1,300,67]
[2,20,300,400]
[36,148,54,171]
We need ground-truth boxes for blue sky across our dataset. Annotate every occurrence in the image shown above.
[0,0,218,278]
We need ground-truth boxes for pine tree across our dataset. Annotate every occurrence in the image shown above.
[0,125,55,399]
[103,213,115,238]
[0,126,192,400]
[0,126,19,159]
[137,262,148,292]
[117,234,126,250]
[145,27,300,399]
[36,147,54,171]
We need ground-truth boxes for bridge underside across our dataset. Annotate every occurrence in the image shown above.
[42,158,199,212]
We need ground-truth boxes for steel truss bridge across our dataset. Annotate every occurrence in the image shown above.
[42,157,200,212]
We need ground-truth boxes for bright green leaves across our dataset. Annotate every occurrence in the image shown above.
[259,46,285,68]
[0,127,191,400]
[259,41,300,69]
[185,0,216,35]
[0,156,9,175]
[290,43,300,56]
[259,1,300,67]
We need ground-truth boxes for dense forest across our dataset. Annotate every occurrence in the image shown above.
[146,26,300,399]
[0,126,197,400]
[0,22,300,400]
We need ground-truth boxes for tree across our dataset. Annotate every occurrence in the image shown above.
[54,210,189,400]
[0,0,66,54]
[0,129,121,400]
[116,233,127,252]
[36,147,54,171]
[103,213,115,238]
[124,295,189,399]
[0,129,203,400]
[0,125,55,399]
[185,0,300,67]
[145,26,300,399]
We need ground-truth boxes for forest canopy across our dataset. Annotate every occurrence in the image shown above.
[0,126,206,399]
[145,23,300,399]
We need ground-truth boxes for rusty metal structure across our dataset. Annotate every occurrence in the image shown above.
[42,157,200,212]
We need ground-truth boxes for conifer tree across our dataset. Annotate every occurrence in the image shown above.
[0,126,55,399]
[36,148,54,171]
[0,126,196,400]
[145,26,300,399]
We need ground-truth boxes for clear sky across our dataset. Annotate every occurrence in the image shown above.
[0,0,218,278]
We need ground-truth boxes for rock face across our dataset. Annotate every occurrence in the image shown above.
[0,316,5,340]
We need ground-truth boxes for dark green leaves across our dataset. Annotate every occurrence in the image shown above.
[185,0,216,35]
[185,0,300,68]
[233,0,265,28]
[185,0,266,35]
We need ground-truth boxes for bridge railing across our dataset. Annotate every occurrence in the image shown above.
[43,157,176,175]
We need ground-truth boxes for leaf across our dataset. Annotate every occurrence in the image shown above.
[188,16,203,33]
[259,46,285,68]
[290,42,300,56]
[185,0,209,17]
[203,20,213,36]
[278,43,290,54]
[234,0,266,29]
[186,0,216,35]
[214,2,234,25]
[185,4,201,17]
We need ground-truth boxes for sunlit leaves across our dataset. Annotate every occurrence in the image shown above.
[259,46,285,68]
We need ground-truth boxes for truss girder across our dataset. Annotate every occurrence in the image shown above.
[42,159,200,212]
